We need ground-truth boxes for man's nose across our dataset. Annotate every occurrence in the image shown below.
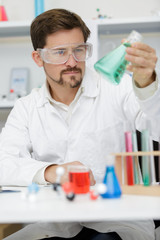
[65,53,77,67]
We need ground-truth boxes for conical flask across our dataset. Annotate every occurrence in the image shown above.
[0,0,8,21]
[101,155,122,199]
[94,30,142,85]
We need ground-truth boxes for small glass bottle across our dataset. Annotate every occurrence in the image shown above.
[0,0,8,21]
[34,0,44,17]
[101,155,122,199]
[94,30,143,85]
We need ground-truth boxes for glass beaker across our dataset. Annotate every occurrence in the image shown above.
[94,30,142,85]
[68,165,90,194]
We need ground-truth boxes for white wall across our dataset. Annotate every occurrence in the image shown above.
[4,0,160,21]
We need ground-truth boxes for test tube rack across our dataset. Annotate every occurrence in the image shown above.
[114,151,160,196]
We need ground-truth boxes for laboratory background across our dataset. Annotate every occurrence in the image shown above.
[0,0,160,131]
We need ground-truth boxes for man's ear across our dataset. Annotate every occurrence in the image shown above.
[32,51,43,67]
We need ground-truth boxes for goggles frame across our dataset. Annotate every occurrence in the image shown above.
[37,42,93,65]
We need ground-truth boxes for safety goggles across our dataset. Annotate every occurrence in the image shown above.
[37,42,93,64]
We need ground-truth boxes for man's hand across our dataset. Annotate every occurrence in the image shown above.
[44,161,96,185]
[125,42,158,88]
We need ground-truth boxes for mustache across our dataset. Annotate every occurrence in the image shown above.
[61,67,82,74]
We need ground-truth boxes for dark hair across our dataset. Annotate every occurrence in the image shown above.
[30,8,91,50]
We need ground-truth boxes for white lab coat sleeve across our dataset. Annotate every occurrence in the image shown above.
[133,74,158,100]
[0,99,52,186]
[32,166,50,185]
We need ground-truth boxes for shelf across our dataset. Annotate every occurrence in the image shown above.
[0,21,31,37]
[0,100,15,109]
[0,17,160,38]
[95,16,160,35]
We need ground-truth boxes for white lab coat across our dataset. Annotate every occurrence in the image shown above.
[1,68,160,240]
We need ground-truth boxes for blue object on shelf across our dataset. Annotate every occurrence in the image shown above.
[34,0,45,17]
[101,157,122,199]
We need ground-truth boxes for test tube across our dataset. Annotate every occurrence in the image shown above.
[124,121,134,185]
[132,131,143,184]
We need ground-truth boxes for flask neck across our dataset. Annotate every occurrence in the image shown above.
[106,165,115,172]
[126,30,143,44]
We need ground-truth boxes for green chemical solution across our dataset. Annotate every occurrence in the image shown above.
[94,30,142,85]
[94,42,131,85]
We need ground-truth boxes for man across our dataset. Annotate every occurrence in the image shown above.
[1,8,159,240]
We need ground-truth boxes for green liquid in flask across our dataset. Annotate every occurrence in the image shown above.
[94,30,142,85]
[94,42,130,85]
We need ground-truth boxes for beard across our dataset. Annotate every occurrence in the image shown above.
[44,66,83,88]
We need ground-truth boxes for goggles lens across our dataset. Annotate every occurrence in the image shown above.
[37,43,93,64]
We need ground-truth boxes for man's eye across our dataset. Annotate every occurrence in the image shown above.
[75,47,85,53]
[52,50,66,56]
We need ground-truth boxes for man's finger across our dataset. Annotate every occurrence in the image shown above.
[131,42,156,53]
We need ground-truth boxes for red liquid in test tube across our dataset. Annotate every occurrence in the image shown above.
[125,131,134,185]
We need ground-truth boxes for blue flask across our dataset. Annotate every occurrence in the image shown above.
[101,155,122,199]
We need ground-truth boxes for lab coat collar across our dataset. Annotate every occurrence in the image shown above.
[36,85,49,107]
[81,67,100,98]
[36,67,100,108]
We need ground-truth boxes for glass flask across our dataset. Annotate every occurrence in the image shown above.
[94,30,142,85]
[101,155,122,199]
